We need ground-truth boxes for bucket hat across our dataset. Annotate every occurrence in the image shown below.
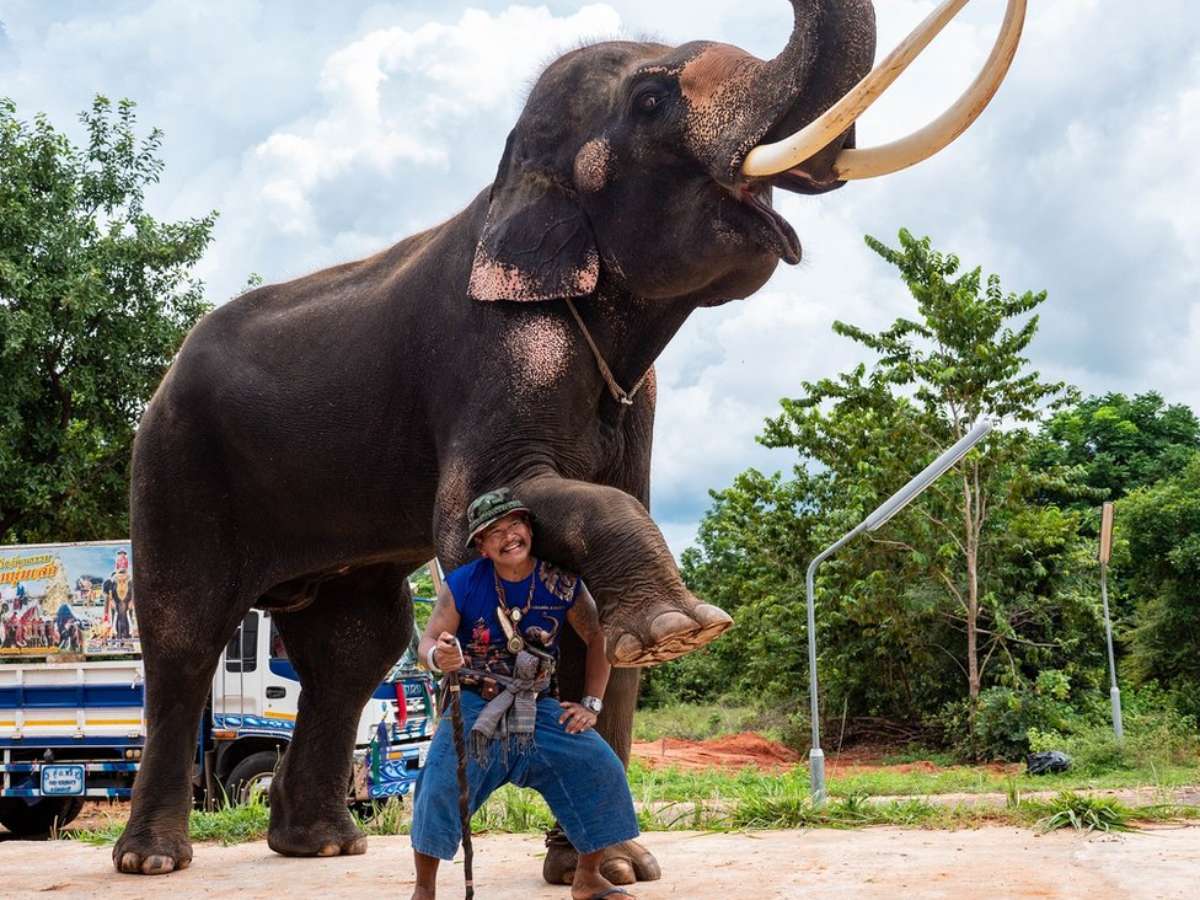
[465,487,531,548]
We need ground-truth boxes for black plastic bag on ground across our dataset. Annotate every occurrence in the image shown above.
[1026,750,1071,775]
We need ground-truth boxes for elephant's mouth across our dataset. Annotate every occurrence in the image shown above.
[732,181,801,265]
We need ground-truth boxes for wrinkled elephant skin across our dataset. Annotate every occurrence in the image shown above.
[116,0,878,880]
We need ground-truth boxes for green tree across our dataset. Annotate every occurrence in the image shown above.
[761,230,1078,710]
[1118,452,1200,715]
[0,96,215,542]
[652,468,825,705]
[1034,392,1200,508]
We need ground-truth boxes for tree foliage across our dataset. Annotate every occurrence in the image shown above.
[1118,452,1200,715]
[0,96,215,542]
[668,231,1113,755]
[1034,392,1200,509]
[759,230,1078,708]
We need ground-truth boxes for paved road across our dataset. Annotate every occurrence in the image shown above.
[6,825,1199,898]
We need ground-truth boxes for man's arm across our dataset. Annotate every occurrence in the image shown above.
[419,581,464,672]
[561,584,609,734]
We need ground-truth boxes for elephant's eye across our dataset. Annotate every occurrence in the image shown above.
[633,88,665,116]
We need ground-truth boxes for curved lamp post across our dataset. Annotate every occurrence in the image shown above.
[805,419,993,804]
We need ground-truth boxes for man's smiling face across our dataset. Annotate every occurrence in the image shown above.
[477,512,533,569]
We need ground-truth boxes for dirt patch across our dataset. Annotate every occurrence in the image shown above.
[632,731,800,771]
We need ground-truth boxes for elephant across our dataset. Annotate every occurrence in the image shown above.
[113,0,1025,880]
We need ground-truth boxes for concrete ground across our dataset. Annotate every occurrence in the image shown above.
[6,825,1199,899]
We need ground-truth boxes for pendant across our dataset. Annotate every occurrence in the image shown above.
[510,608,522,623]
[507,635,525,654]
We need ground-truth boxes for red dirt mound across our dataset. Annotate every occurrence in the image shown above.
[631,732,801,772]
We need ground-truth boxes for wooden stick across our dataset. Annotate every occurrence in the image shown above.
[429,559,474,899]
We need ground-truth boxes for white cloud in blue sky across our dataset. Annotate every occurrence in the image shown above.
[2,1,1198,556]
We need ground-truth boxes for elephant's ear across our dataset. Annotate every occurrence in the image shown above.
[468,133,599,303]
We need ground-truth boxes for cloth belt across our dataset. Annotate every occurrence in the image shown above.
[453,650,551,765]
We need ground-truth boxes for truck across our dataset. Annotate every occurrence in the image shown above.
[0,539,436,836]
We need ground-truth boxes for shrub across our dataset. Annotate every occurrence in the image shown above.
[1028,687,1199,775]
[939,683,1073,761]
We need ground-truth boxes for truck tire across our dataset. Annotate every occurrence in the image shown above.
[0,797,85,836]
[224,750,281,806]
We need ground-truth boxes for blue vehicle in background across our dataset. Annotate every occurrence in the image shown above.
[0,540,437,836]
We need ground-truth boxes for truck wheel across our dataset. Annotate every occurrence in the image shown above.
[224,750,281,806]
[0,797,85,835]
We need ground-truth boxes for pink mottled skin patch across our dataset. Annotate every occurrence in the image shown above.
[504,314,574,391]
[643,366,657,404]
[679,44,764,169]
[468,249,599,302]
[574,138,613,193]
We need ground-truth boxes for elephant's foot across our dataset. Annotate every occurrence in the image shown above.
[610,601,732,667]
[267,810,368,858]
[543,829,661,885]
[113,826,193,875]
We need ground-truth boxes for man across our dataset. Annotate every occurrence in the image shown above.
[410,488,638,900]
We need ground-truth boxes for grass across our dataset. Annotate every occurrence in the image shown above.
[633,702,782,743]
[69,789,273,847]
[61,702,1200,845]
[824,760,1200,799]
[1031,792,1134,834]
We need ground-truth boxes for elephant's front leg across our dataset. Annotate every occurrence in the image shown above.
[516,473,731,666]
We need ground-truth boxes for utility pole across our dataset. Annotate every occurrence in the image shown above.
[1098,501,1123,741]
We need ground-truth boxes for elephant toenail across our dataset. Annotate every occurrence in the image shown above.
[345,836,368,855]
[143,854,174,874]
[694,603,733,631]
[600,858,636,885]
[119,852,141,873]
[317,843,341,857]
[648,610,696,644]
[612,633,643,663]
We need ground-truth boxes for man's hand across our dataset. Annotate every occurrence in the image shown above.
[558,701,598,734]
[434,632,464,672]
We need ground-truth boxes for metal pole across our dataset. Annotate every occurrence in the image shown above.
[805,524,864,806]
[803,421,992,805]
[1099,562,1123,741]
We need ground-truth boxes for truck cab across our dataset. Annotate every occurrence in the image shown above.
[208,610,435,806]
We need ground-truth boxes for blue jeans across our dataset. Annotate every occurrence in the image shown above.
[410,690,640,860]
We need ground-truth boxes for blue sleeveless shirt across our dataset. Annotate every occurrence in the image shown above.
[446,557,581,697]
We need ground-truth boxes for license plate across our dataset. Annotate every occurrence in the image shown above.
[418,742,430,767]
[41,764,85,796]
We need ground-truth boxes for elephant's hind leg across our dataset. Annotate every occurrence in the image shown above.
[266,563,413,858]
[114,579,249,875]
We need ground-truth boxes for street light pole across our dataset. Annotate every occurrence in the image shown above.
[1098,501,1123,741]
[804,419,993,804]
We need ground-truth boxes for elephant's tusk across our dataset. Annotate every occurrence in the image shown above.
[741,0,1026,181]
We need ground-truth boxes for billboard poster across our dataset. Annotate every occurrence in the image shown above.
[0,540,136,657]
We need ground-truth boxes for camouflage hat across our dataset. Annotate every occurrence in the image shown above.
[465,487,531,548]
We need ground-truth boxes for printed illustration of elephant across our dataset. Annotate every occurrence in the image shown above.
[114,0,1026,879]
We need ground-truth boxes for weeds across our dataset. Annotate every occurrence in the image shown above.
[68,788,272,846]
[1032,792,1134,834]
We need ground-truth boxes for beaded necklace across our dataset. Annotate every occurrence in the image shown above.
[493,561,537,654]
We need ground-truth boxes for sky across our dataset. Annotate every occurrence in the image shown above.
[2,1,1197,556]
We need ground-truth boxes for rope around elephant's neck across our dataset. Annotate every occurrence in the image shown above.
[564,298,649,407]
